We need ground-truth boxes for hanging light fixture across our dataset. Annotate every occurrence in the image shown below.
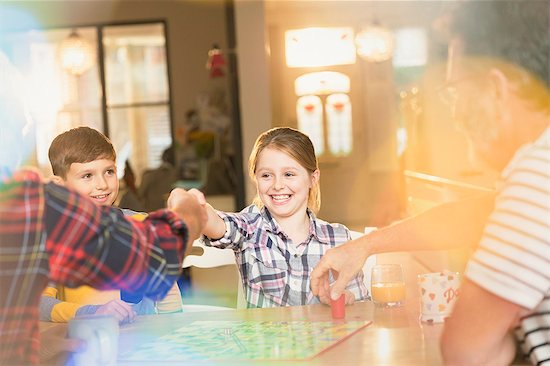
[355,21,395,62]
[59,29,95,76]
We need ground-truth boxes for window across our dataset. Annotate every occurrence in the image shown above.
[2,21,173,179]
[294,71,352,157]
[392,27,428,161]
[286,27,356,158]
[103,23,172,177]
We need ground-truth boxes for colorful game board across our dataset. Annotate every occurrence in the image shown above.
[119,320,371,361]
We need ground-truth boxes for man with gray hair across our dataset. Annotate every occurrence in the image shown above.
[312,2,550,364]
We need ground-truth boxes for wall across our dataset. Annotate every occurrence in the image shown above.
[234,0,272,205]
[1,0,231,173]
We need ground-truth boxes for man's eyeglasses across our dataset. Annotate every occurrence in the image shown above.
[436,74,477,117]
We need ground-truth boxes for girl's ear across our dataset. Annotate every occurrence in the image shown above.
[310,169,320,187]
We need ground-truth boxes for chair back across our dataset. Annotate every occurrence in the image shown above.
[182,239,246,309]
[183,239,235,268]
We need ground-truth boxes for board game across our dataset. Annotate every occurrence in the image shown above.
[119,320,371,361]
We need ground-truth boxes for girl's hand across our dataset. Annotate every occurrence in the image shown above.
[344,290,355,305]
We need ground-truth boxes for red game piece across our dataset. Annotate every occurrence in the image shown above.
[330,294,345,319]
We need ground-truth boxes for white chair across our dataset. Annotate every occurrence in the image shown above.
[182,239,246,310]
[349,227,377,290]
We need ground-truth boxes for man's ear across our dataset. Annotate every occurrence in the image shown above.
[49,175,65,186]
[487,68,510,106]
[487,68,514,128]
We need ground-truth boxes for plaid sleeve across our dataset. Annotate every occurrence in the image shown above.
[345,270,370,301]
[44,182,188,301]
[204,208,259,251]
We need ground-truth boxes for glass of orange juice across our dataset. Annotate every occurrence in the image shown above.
[371,264,405,307]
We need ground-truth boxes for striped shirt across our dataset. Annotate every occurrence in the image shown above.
[0,170,188,365]
[205,204,369,308]
[465,127,550,365]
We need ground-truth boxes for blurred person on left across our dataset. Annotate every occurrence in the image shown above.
[0,49,208,366]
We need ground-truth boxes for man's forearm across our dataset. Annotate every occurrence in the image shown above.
[441,280,521,366]
[367,192,496,255]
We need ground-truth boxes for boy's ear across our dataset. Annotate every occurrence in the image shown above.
[49,175,65,186]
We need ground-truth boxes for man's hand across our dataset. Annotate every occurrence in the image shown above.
[39,325,86,362]
[166,188,207,252]
[311,237,370,301]
[95,299,136,325]
[319,289,356,306]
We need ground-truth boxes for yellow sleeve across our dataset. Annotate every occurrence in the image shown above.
[40,285,83,322]
[42,285,119,322]
[42,286,57,298]
[50,302,83,322]
[130,212,147,221]
[156,283,183,313]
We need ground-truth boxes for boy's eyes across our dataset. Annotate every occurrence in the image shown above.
[80,169,115,179]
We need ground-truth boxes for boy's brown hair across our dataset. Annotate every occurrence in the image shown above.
[48,126,116,178]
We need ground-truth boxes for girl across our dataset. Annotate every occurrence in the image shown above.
[198,127,369,308]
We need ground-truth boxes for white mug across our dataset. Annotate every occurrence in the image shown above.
[418,270,461,323]
[68,314,119,366]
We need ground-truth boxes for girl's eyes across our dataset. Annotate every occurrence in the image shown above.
[259,172,296,179]
[106,169,116,175]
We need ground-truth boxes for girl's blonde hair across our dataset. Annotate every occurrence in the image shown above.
[248,127,321,214]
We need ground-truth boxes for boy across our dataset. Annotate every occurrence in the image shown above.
[40,126,183,324]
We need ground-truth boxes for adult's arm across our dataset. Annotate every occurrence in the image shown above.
[45,183,205,301]
[311,192,496,300]
[441,279,523,366]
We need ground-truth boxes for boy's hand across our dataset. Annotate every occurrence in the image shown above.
[166,188,208,251]
[95,299,136,325]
